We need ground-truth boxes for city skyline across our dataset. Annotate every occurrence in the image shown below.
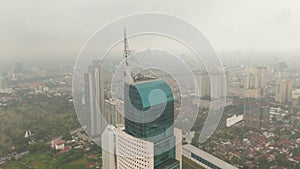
[1,1,300,168]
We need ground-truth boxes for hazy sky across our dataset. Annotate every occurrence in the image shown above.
[1,0,300,65]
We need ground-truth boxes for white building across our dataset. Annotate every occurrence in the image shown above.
[102,125,117,169]
[183,144,238,169]
[292,89,300,108]
[102,125,182,169]
[51,137,65,150]
[226,114,243,127]
[116,127,155,169]
[174,128,182,169]
[84,60,106,137]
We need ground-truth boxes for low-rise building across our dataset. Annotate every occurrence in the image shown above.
[292,89,300,109]
[183,144,238,169]
[226,114,243,127]
[51,137,65,150]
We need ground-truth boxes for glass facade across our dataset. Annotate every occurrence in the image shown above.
[124,79,179,169]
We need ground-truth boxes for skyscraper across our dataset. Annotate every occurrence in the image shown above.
[243,98,269,128]
[243,66,269,128]
[0,76,10,93]
[85,60,106,138]
[195,71,210,98]
[14,62,23,73]
[102,125,117,169]
[121,78,180,169]
[195,69,226,100]
[275,79,293,104]
[104,98,125,126]
[210,70,227,99]
[101,30,182,169]
[243,66,268,89]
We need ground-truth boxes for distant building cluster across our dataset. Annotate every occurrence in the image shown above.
[227,66,268,99]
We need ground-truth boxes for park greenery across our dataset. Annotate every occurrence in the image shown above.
[0,94,80,160]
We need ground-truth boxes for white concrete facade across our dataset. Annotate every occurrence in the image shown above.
[116,128,155,169]
[102,125,117,169]
[226,114,243,127]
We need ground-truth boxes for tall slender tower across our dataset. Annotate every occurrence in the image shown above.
[0,76,10,93]
[85,60,106,138]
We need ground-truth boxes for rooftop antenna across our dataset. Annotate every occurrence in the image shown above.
[123,29,133,83]
[123,29,158,83]
[123,29,131,66]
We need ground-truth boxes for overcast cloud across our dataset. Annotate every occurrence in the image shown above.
[0,0,300,64]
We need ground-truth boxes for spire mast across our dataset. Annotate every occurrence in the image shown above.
[123,29,132,83]
[123,29,131,62]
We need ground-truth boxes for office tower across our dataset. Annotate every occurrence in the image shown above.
[84,60,106,138]
[257,67,268,88]
[102,125,117,169]
[121,78,181,169]
[93,60,105,118]
[275,79,293,104]
[108,30,181,169]
[243,66,268,89]
[195,71,210,98]
[115,78,181,169]
[0,76,10,93]
[243,66,267,99]
[104,98,125,126]
[243,66,269,128]
[228,67,267,99]
[210,70,227,99]
[14,63,23,73]
[116,126,156,169]
[286,80,293,103]
[243,98,269,128]
[101,30,182,169]
[195,70,226,100]
[103,124,159,169]
[244,98,261,127]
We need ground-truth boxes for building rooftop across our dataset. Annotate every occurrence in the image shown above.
[183,144,238,169]
[52,137,65,145]
[133,79,174,108]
